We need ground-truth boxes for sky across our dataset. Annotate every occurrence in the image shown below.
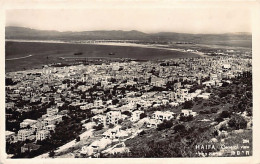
[5,7,252,34]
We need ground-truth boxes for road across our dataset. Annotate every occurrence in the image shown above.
[34,129,93,158]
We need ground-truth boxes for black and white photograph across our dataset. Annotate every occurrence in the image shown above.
[1,0,260,163]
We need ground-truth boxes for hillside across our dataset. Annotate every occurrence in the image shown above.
[5,26,252,47]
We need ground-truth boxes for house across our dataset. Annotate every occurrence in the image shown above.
[152,111,175,121]
[131,110,144,122]
[106,111,122,125]
[6,131,15,143]
[222,64,231,71]
[56,101,64,107]
[83,122,96,130]
[92,114,106,125]
[197,93,211,99]
[94,99,103,108]
[21,143,41,153]
[6,102,15,109]
[169,102,179,107]
[20,119,37,128]
[181,109,197,117]
[36,130,50,141]
[46,107,59,116]
[102,125,128,140]
[31,121,45,131]
[161,99,169,105]
[45,124,56,131]
[91,108,106,115]
[17,129,35,141]
[81,138,112,156]
[43,115,63,126]
[146,119,162,128]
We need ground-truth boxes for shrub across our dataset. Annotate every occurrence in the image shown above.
[109,123,114,128]
[93,124,104,131]
[139,130,146,136]
[211,107,219,113]
[219,111,231,118]
[213,130,219,136]
[76,136,80,142]
[122,111,132,117]
[214,117,224,123]
[228,114,247,130]
[199,110,211,114]
[179,115,193,122]
[219,124,228,131]
[183,100,193,109]
[49,150,55,157]
[157,120,173,131]
[140,113,147,119]
[173,124,186,133]
[118,119,123,124]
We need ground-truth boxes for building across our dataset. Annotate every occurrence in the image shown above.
[6,131,15,143]
[94,99,103,108]
[20,119,37,128]
[45,124,56,131]
[181,109,197,117]
[131,110,144,122]
[106,111,122,125]
[36,130,50,141]
[17,129,35,141]
[152,111,174,121]
[43,115,63,126]
[46,107,59,116]
[146,119,162,128]
[92,114,106,125]
[21,143,41,153]
[81,138,112,156]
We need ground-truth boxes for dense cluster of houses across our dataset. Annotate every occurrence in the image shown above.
[5,55,252,156]
[6,106,64,143]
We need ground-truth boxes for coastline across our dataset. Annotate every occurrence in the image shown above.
[6,39,208,58]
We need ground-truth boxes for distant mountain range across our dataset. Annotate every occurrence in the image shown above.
[5,26,252,47]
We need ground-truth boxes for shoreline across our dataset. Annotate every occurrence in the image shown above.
[6,39,208,58]
[6,54,33,61]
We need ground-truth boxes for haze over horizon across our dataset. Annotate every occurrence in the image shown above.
[6,8,252,34]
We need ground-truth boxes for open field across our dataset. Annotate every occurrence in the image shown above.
[5,41,200,72]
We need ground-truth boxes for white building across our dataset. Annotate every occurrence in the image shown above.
[152,111,175,121]
[18,129,35,141]
[43,115,63,126]
[36,130,50,141]
[106,111,122,125]
[131,110,144,122]
[181,109,197,117]
[46,107,59,116]
[20,119,37,128]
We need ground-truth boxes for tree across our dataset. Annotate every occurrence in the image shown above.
[173,124,186,133]
[219,111,231,118]
[140,113,147,119]
[157,120,173,131]
[118,119,123,124]
[109,123,114,128]
[6,78,17,86]
[122,111,132,117]
[210,107,219,113]
[76,136,80,142]
[228,114,247,130]
[183,100,193,109]
[93,124,104,131]
[112,99,119,105]
[179,115,193,122]
[49,150,55,158]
